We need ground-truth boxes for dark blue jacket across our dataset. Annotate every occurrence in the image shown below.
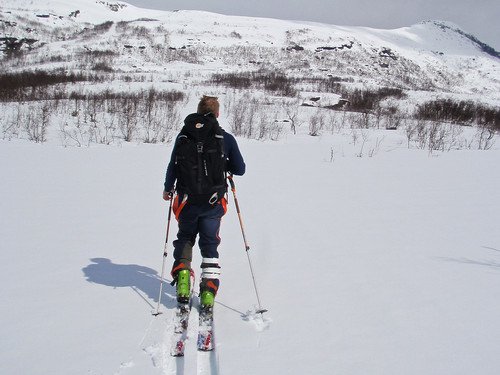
[164,125,245,192]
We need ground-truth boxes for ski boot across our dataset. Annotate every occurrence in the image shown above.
[199,258,220,308]
[200,290,215,308]
[176,269,191,304]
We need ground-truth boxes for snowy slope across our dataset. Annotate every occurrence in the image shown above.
[1,134,500,375]
[0,0,155,23]
[1,0,493,54]
[1,0,499,99]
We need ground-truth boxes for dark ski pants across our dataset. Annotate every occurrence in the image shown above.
[171,196,227,276]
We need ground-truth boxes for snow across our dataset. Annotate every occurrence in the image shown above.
[1,1,500,374]
[2,0,499,99]
[1,0,156,23]
[1,132,500,374]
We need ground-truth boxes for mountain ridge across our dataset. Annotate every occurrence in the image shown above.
[1,0,497,55]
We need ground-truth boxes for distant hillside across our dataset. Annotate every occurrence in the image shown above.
[1,1,499,98]
[0,0,498,147]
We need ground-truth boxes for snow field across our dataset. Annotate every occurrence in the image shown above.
[2,131,499,374]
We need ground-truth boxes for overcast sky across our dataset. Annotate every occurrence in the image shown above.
[124,0,499,51]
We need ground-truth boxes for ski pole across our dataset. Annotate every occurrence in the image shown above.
[153,194,174,316]
[227,175,267,315]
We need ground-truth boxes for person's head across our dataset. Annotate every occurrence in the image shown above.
[197,95,220,117]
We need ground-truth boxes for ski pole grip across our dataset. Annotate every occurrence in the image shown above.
[228,174,236,190]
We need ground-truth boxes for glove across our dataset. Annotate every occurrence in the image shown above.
[163,190,174,201]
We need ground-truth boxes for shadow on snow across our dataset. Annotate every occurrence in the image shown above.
[82,258,259,320]
[82,257,177,310]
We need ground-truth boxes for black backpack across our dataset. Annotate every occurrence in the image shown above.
[174,113,227,204]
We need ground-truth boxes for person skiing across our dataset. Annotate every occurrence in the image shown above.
[163,95,246,308]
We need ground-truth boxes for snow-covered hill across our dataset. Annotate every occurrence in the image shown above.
[1,0,499,99]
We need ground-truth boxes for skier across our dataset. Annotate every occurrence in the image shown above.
[163,95,246,309]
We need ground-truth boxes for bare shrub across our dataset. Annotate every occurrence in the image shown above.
[212,73,251,89]
[445,124,465,151]
[143,97,181,144]
[357,111,372,129]
[0,70,91,102]
[260,72,297,97]
[415,119,429,149]
[225,94,247,137]
[211,71,297,97]
[309,110,325,136]
[383,107,405,130]
[257,112,271,140]
[368,137,384,157]
[1,104,21,140]
[416,99,500,130]
[161,102,182,143]
[326,110,348,133]
[405,121,418,148]
[59,119,84,147]
[91,62,114,72]
[427,122,447,153]
[405,119,474,152]
[141,88,161,143]
[284,100,302,134]
[93,21,114,33]
[347,87,406,112]
[475,123,497,150]
[269,120,284,141]
[356,130,370,157]
[351,129,359,147]
[118,97,139,142]
[60,102,95,147]
[24,103,51,143]
[57,89,184,146]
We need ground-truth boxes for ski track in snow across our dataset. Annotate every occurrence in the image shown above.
[140,302,221,375]
[196,350,219,375]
